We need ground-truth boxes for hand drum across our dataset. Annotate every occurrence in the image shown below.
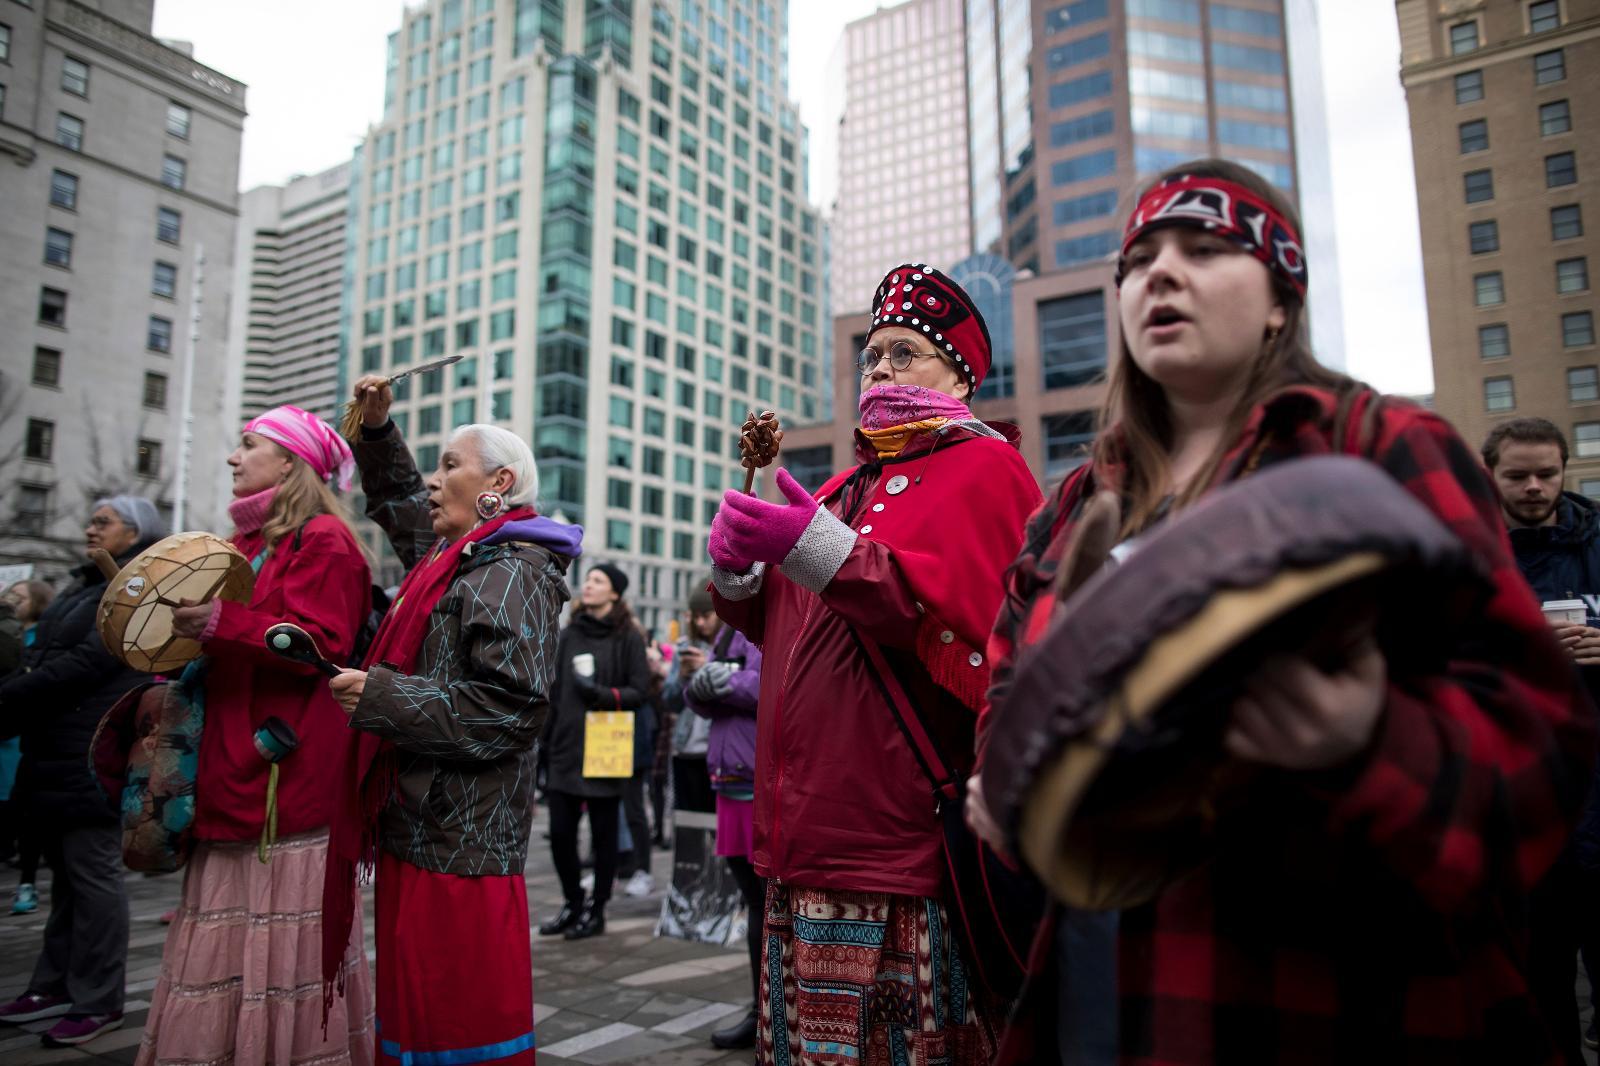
[96,533,256,674]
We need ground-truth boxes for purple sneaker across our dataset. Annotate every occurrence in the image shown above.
[0,992,71,1024]
[42,1012,123,1047]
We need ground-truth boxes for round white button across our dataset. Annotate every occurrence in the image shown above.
[872,503,885,512]
[886,475,910,495]
[940,630,954,644]
[861,525,873,534]
[968,652,983,667]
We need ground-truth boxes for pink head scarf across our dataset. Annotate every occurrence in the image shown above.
[243,405,355,492]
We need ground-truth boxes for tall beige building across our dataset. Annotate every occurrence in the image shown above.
[830,0,974,314]
[1399,0,1598,488]
[226,162,352,424]
[0,0,245,572]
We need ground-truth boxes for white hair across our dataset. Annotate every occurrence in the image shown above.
[449,423,539,507]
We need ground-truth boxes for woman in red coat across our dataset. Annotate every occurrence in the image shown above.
[138,406,374,1066]
[708,264,1042,1065]
[970,159,1596,1063]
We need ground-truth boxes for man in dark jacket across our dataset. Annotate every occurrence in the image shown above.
[0,495,165,1047]
[1485,419,1600,1059]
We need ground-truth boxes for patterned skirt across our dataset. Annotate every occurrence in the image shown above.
[758,881,999,1066]
[137,830,375,1066]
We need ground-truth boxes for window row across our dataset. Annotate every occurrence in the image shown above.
[1453,47,1565,104]
[22,419,164,476]
[35,286,177,346]
[1475,312,1595,357]
[1464,152,1579,202]
[1451,1,1562,55]
[30,347,168,405]
[1458,99,1572,154]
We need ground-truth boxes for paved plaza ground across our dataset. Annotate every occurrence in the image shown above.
[0,806,757,1066]
[3,809,1598,1066]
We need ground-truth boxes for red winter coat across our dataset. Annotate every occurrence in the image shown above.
[194,515,371,842]
[713,423,1041,897]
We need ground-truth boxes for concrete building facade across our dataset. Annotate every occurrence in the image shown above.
[1399,0,1598,489]
[0,0,245,572]
[830,0,974,315]
[348,0,825,631]
[226,162,353,425]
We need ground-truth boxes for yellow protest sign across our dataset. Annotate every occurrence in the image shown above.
[582,711,635,778]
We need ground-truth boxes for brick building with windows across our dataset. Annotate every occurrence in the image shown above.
[0,0,244,572]
[1399,0,1597,490]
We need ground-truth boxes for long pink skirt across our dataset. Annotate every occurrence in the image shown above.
[136,830,375,1066]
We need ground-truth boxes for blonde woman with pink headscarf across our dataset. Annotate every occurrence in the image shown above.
[136,405,375,1066]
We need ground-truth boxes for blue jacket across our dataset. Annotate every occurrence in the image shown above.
[1508,491,1600,870]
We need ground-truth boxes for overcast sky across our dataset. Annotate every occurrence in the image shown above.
[150,0,1432,396]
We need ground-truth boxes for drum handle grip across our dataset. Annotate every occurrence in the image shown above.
[88,549,120,583]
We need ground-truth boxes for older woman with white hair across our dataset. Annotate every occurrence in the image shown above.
[326,375,583,1066]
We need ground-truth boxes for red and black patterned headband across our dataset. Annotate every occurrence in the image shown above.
[1115,174,1308,300]
[867,263,992,391]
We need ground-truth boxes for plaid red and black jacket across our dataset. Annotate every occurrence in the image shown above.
[981,385,1596,1064]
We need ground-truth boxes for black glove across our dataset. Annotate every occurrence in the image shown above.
[572,674,603,707]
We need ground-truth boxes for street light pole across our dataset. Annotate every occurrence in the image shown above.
[173,243,204,532]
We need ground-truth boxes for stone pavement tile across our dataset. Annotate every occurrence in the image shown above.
[533,1006,613,1047]
[569,1028,700,1064]
[0,1043,99,1066]
[562,986,659,1022]
[647,1000,746,1037]
[540,1020,644,1059]
[616,990,714,1027]
[541,980,621,1009]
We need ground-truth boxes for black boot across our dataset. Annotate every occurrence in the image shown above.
[563,900,606,940]
[538,900,583,936]
[710,1007,758,1049]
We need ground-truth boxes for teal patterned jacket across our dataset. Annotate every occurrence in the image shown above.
[353,424,574,876]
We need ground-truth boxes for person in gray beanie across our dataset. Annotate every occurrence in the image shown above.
[0,495,165,1047]
[90,495,167,545]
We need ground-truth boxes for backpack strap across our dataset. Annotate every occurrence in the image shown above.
[845,624,960,804]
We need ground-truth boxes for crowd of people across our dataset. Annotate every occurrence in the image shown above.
[0,155,1596,1066]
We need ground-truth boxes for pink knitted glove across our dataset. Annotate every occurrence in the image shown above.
[716,468,819,565]
[708,506,754,572]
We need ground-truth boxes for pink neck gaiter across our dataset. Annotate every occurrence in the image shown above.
[227,486,278,536]
[858,384,976,431]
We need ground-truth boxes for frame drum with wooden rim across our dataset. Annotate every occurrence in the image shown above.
[97,532,256,674]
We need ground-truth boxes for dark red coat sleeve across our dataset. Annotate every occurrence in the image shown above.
[207,516,370,674]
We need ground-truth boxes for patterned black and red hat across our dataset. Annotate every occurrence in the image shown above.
[867,263,993,392]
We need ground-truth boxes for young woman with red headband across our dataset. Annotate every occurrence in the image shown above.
[969,159,1594,1062]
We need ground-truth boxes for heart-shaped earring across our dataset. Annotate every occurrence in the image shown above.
[476,492,505,521]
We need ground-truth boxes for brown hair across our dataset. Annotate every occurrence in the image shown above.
[10,579,55,624]
[1481,417,1568,470]
[1096,158,1354,536]
[258,448,365,556]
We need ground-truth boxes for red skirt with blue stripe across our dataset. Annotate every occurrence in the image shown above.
[375,851,535,1065]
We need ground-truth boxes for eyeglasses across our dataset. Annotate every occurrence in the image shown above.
[856,340,946,376]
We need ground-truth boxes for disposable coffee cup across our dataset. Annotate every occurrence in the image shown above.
[1541,599,1588,626]
[573,652,596,678]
